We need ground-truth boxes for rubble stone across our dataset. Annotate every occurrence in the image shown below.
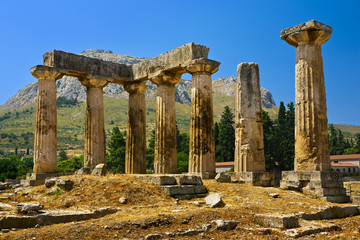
[205,193,225,208]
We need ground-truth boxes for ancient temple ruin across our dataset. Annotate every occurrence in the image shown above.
[30,43,219,178]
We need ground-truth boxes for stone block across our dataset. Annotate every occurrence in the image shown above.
[161,185,195,196]
[215,172,231,183]
[212,220,238,230]
[76,168,91,175]
[141,175,177,186]
[229,172,276,187]
[205,193,225,208]
[254,214,299,229]
[92,164,107,176]
[174,175,203,185]
[17,203,44,214]
[45,179,56,188]
[351,196,360,204]
[55,179,74,191]
[194,185,208,194]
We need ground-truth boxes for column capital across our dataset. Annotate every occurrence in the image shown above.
[186,58,220,75]
[151,71,182,86]
[124,81,147,94]
[30,65,66,80]
[281,20,332,47]
[80,75,111,88]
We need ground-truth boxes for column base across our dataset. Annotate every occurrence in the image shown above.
[280,171,349,203]
[190,172,217,179]
[228,172,276,187]
[21,173,72,186]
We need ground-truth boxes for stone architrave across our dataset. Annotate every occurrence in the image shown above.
[31,66,64,173]
[281,20,332,171]
[234,63,265,172]
[186,59,220,176]
[80,76,110,170]
[151,72,182,174]
[124,81,147,174]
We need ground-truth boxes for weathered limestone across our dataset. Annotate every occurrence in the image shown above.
[31,66,64,173]
[80,76,109,170]
[124,81,147,174]
[234,63,265,172]
[152,73,181,174]
[281,20,332,171]
[187,59,220,177]
[280,21,348,202]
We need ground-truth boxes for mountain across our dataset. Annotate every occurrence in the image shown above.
[0,49,275,111]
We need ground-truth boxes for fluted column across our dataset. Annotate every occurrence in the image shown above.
[124,81,147,174]
[80,76,109,170]
[31,66,64,173]
[151,72,181,174]
[281,20,332,171]
[234,63,265,172]
[187,59,220,174]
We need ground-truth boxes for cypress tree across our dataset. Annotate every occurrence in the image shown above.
[216,106,235,162]
[106,127,126,173]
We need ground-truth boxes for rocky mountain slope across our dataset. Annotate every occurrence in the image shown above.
[1,49,275,111]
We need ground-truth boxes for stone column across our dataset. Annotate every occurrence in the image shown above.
[30,66,64,173]
[281,20,332,171]
[234,63,265,172]
[124,81,147,174]
[80,76,109,170]
[151,72,181,174]
[186,59,220,176]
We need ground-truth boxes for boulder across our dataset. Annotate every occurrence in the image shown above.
[44,179,56,188]
[55,179,74,191]
[119,197,127,204]
[215,172,231,183]
[17,203,44,213]
[0,182,12,190]
[213,220,238,230]
[76,167,91,175]
[205,193,225,208]
[92,164,107,176]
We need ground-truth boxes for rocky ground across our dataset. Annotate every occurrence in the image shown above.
[0,175,359,239]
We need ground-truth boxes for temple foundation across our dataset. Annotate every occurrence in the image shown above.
[279,20,348,203]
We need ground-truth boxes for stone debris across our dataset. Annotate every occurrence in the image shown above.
[212,219,238,230]
[55,179,74,191]
[0,203,15,211]
[92,164,107,176]
[254,213,299,229]
[202,224,212,231]
[44,179,56,188]
[299,206,360,220]
[144,234,161,240]
[282,223,340,238]
[76,167,91,175]
[0,183,12,190]
[17,203,44,214]
[215,172,231,183]
[119,197,127,204]
[205,193,225,208]
[269,193,279,198]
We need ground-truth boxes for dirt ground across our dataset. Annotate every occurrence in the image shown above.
[1,175,360,240]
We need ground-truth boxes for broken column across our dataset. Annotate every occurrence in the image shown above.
[31,65,64,173]
[152,72,181,174]
[279,20,348,202]
[187,59,220,178]
[227,63,275,186]
[81,76,109,171]
[124,81,147,174]
[234,63,265,172]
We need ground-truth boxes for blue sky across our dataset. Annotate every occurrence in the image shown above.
[0,0,359,125]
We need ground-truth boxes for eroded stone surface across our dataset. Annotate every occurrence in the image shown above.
[234,63,265,172]
[205,193,225,208]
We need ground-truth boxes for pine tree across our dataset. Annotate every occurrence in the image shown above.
[216,106,235,162]
[328,124,338,155]
[262,110,276,171]
[59,150,68,161]
[214,122,219,147]
[106,127,126,173]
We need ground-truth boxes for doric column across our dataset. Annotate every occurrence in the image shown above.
[151,72,182,174]
[186,59,220,174]
[124,81,147,174]
[31,65,64,173]
[281,20,332,171]
[80,76,109,170]
[234,63,265,172]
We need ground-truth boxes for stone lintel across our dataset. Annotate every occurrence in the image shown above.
[281,20,332,47]
[43,50,133,81]
[30,65,68,80]
[132,42,210,80]
[186,58,220,74]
